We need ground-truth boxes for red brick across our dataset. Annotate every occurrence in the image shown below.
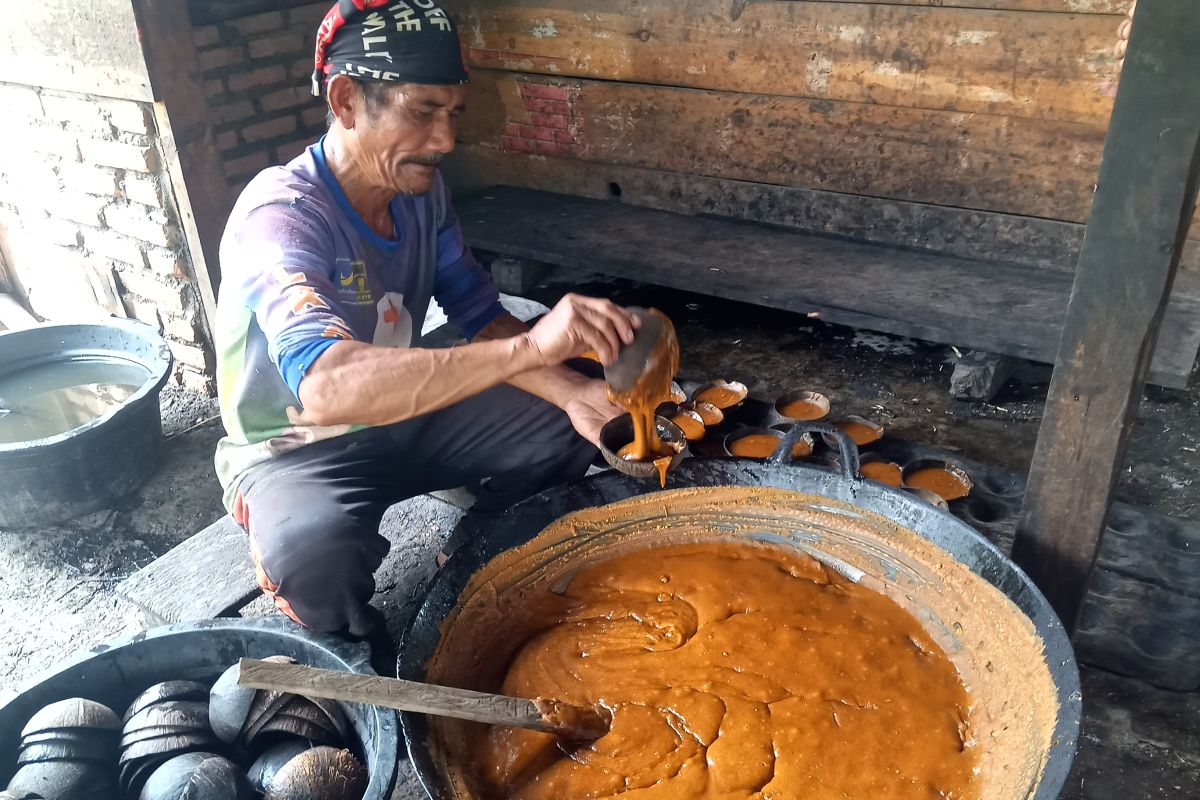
[192,25,220,48]
[522,98,567,115]
[84,227,145,267]
[523,84,568,101]
[503,122,521,137]
[104,202,177,248]
[230,11,285,36]
[59,163,121,197]
[55,193,109,226]
[259,86,311,113]
[143,245,187,278]
[274,137,316,163]
[248,32,305,60]
[530,113,568,130]
[554,129,577,145]
[215,130,239,151]
[210,101,255,125]
[205,78,226,99]
[40,93,110,134]
[300,105,328,129]
[103,99,153,135]
[227,65,288,93]
[534,140,566,156]
[15,124,80,160]
[501,136,536,154]
[115,269,191,314]
[198,46,245,72]
[242,115,297,144]
[223,150,271,179]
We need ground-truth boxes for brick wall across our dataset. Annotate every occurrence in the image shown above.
[190,2,330,197]
[0,82,213,391]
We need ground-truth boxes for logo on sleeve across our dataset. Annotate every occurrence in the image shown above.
[336,259,373,305]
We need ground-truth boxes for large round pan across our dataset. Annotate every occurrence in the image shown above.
[397,423,1080,800]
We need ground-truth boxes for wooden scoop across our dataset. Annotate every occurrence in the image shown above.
[236,658,611,742]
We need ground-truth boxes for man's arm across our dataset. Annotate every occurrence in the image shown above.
[299,293,636,428]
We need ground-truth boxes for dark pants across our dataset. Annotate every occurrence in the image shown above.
[233,382,595,635]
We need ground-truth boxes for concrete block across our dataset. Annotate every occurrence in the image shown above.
[949,351,1019,402]
[227,65,287,94]
[103,202,177,249]
[122,172,165,207]
[79,138,158,173]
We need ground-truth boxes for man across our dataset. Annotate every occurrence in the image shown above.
[214,0,636,639]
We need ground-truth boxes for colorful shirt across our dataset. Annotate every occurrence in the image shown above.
[214,138,503,510]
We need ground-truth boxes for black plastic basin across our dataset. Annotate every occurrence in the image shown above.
[0,617,399,799]
[0,319,173,527]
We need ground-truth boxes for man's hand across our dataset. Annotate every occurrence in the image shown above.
[525,294,639,367]
[562,378,624,446]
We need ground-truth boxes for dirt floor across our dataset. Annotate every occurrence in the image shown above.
[0,269,1196,799]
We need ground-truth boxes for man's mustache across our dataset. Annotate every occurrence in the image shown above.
[402,155,444,166]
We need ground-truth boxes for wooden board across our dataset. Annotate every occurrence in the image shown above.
[0,0,152,101]
[460,0,1123,125]
[116,515,259,625]
[1011,0,1200,631]
[775,0,1127,11]
[444,145,1200,272]
[456,186,1200,387]
[460,70,1111,222]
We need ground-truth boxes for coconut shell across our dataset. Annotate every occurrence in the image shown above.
[19,729,117,750]
[16,739,116,766]
[119,732,218,764]
[0,789,45,799]
[208,656,295,745]
[252,714,341,748]
[7,760,115,800]
[137,752,252,800]
[123,701,211,737]
[275,697,348,743]
[263,747,367,800]
[123,682,209,724]
[246,739,313,793]
[20,699,120,738]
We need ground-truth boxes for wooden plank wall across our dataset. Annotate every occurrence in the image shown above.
[447,0,1199,271]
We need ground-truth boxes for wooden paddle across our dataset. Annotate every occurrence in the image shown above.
[236,658,611,742]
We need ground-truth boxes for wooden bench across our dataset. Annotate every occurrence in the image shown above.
[456,186,1200,389]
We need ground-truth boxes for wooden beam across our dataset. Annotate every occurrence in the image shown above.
[1011,0,1200,631]
[460,0,1123,126]
[132,0,232,344]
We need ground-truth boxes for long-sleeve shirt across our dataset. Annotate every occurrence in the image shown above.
[213,137,503,510]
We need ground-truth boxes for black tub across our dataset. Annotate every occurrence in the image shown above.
[0,617,399,799]
[0,319,173,527]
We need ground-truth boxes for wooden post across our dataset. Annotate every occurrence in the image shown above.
[1012,0,1200,632]
[130,0,233,341]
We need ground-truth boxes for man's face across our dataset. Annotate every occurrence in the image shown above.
[346,82,466,196]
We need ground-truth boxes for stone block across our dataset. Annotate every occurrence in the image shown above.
[949,352,1019,402]
[122,172,165,207]
[103,202,178,249]
[79,138,158,173]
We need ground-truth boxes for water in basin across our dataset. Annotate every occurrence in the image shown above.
[0,357,150,443]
